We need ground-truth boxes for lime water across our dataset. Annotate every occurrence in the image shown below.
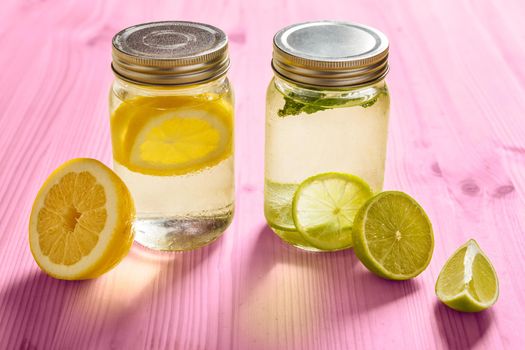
[264,81,390,250]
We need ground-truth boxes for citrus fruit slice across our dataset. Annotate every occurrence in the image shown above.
[110,95,233,176]
[265,180,327,249]
[291,173,373,251]
[352,191,434,280]
[29,158,135,280]
[435,239,499,312]
[272,228,316,249]
[264,180,298,231]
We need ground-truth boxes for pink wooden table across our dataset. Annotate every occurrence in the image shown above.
[1,0,524,349]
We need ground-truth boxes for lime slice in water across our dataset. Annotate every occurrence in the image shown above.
[273,228,317,250]
[264,180,324,249]
[435,239,499,312]
[264,180,297,231]
[292,173,373,251]
[352,191,434,280]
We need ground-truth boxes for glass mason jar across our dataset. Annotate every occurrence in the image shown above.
[110,22,234,251]
[264,21,390,251]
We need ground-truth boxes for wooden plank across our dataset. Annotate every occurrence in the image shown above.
[0,0,524,349]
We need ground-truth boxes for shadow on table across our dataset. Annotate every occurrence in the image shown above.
[243,225,421,314]
[433,301,493,349]
[0,271,97,349]
[0,238,221,349]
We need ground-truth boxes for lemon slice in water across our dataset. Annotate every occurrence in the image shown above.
[29,158,134,280]
[111,95,233,176]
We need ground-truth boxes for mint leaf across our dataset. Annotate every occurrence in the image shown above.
[360,96,379,108]
[277,97,316,117]
[277,89,386,117]
[278,93,334,117]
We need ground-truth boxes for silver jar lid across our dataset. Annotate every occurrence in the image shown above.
[112,21,229,85]
[272,21,389,88]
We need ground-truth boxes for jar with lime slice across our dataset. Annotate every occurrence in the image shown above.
[264,21,390,251]
[110,21,234,251]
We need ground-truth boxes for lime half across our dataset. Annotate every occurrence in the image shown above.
[352,191,434,280]
[292,173,373,251]
[435,239,499,312]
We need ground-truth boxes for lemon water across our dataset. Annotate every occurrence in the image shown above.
[110,94,234,251]
[264,81,390,250]
[114,158,234,251]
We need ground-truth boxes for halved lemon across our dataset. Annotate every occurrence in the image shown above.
[29,158,135,280]
[110,95,233,176]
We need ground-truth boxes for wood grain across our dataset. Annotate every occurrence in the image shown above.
[1,0,524,349]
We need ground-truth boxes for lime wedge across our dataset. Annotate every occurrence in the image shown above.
[435,239,499,312]
[352,191,434,280]
[291,173,373,251]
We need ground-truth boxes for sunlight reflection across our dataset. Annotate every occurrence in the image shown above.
[239,261,315,349]
[92,244,173,313]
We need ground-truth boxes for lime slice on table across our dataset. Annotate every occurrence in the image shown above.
[292,173,373,251]
[352,191,434,280]
[435,239,499,312]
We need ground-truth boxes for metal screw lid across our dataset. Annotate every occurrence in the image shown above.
[112,21,229,85]
[272,21,389,88]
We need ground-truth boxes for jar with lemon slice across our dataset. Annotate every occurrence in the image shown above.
[110,21,234,251]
